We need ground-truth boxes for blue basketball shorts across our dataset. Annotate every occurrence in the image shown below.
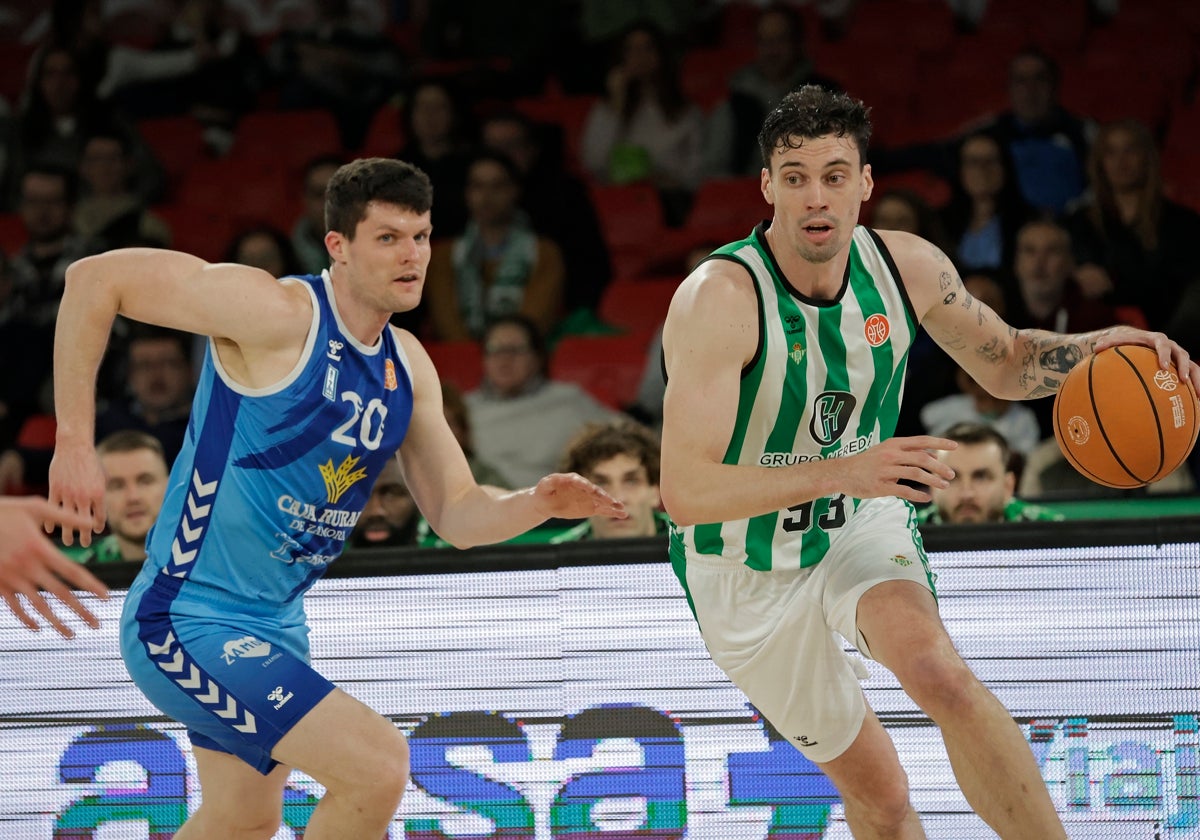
[121,574,336,774]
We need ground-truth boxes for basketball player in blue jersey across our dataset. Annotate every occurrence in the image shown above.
[45,157,626,838]
[0,496,105,637]
[661,85,1199,838]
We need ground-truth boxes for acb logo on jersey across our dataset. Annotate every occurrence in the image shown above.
[864,313,890,347]
[384,359,398,391]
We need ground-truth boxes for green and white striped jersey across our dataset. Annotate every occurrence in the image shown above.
[670,223,918,572]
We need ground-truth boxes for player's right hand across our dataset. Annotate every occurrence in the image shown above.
[46,444,107,547]
[839,436,957,504]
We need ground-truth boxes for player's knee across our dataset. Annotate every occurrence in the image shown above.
[357,728,410,806]
[843,774,912,829]
[898,649,981,720]
[191,804,281,839]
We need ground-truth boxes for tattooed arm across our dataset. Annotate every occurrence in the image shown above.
[876,230,1200,399]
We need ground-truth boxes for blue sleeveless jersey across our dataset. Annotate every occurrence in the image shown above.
[127,271,415,622]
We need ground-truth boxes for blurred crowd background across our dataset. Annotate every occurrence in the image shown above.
[1,0,1198,526]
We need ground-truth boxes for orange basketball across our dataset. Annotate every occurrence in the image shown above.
[1053,345,1199,488]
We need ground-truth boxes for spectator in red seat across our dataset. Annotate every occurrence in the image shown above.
[481,110,613,314]
[291,154,344,276]
[704,3,839,179]
[466,315,618,488]
[580,20,705,226]
[424,151,565,342]
[74,128,171,250]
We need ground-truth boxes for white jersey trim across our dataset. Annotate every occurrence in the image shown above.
[321,269,383,356]
[209,279,321,397]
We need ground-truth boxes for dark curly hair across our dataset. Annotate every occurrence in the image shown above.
[757,84,872,171]
[561,420,661,485]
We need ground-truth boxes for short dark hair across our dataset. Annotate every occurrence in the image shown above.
[22,162,78,204]
[940,421,1012,469]
[467,149,523,188]
[481,313,547,374]
[562,420,661,485]
[126,324,192,364]
[325,157,433,239]
[758,84,872,170]
[97,429,165,459]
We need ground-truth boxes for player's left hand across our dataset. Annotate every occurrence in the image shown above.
[531,473,627,521]
[1093,328,1199,394]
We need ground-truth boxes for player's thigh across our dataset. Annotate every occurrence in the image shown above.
[271,686,409,793]
[818,704,911,816]
[193,745,291,827]
[855,578,955,675]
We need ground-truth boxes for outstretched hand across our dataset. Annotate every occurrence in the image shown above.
[837,436,958,505]
[532,472,628,521]
[0,496,109,638]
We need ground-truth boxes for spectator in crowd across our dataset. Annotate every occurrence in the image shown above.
[939,131,1032,275]
[440,381,509,488]
[872,47,1092,218]
[919,365,1043,457]
[291,154,343,275]
[95,325,194,468]
[481,109,613,314]
[348,456,419,548]
[73,128,171,250]
[918,422,1063,525]
[705,3,839,178]
[270,0,404,149]
[424,151,565,342]
[1019,434,1197,500]
[896,270,1007,438]
[224,224,301,277]
[552,419,668,540]
[869,186,951,252]
[79,430,169,564]
[984,47,1093,214]
[1007,217,1118,336]
[0,252,51,454]
[102,0,263,154]
[466,314,619,488]
[5,43,164,208]
[1064,118,1200,354]
[1006,218,1122,437]
[8,164,93,332]
[396,77,475,236]
[581,19,705,226]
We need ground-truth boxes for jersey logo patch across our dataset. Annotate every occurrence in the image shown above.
[789,341,805,365]
[809,391,856,446]
[384,358,398,391]
[319,454,369,504]
[864,313,890,347]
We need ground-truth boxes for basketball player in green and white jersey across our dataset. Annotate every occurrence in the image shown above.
[660,85,1200,839]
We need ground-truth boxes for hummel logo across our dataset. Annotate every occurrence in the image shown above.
[327,340,344,361]
[268,685,293,710]
[794,734,819,747]
[784,313,803,334]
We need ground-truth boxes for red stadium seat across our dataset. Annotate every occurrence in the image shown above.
[589,183,667,279]
[150,203,233,262]
[513,94,597,174]
[137,115,206,194]
[680,46,749,111]
[424,340,484,392]
[688,177,768,230]
[0,212,26,255]
[362,101,405,158]
[550,332,654,410]
[176,156,299,234]
[598,277,680,335]
[230,109,344,170]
